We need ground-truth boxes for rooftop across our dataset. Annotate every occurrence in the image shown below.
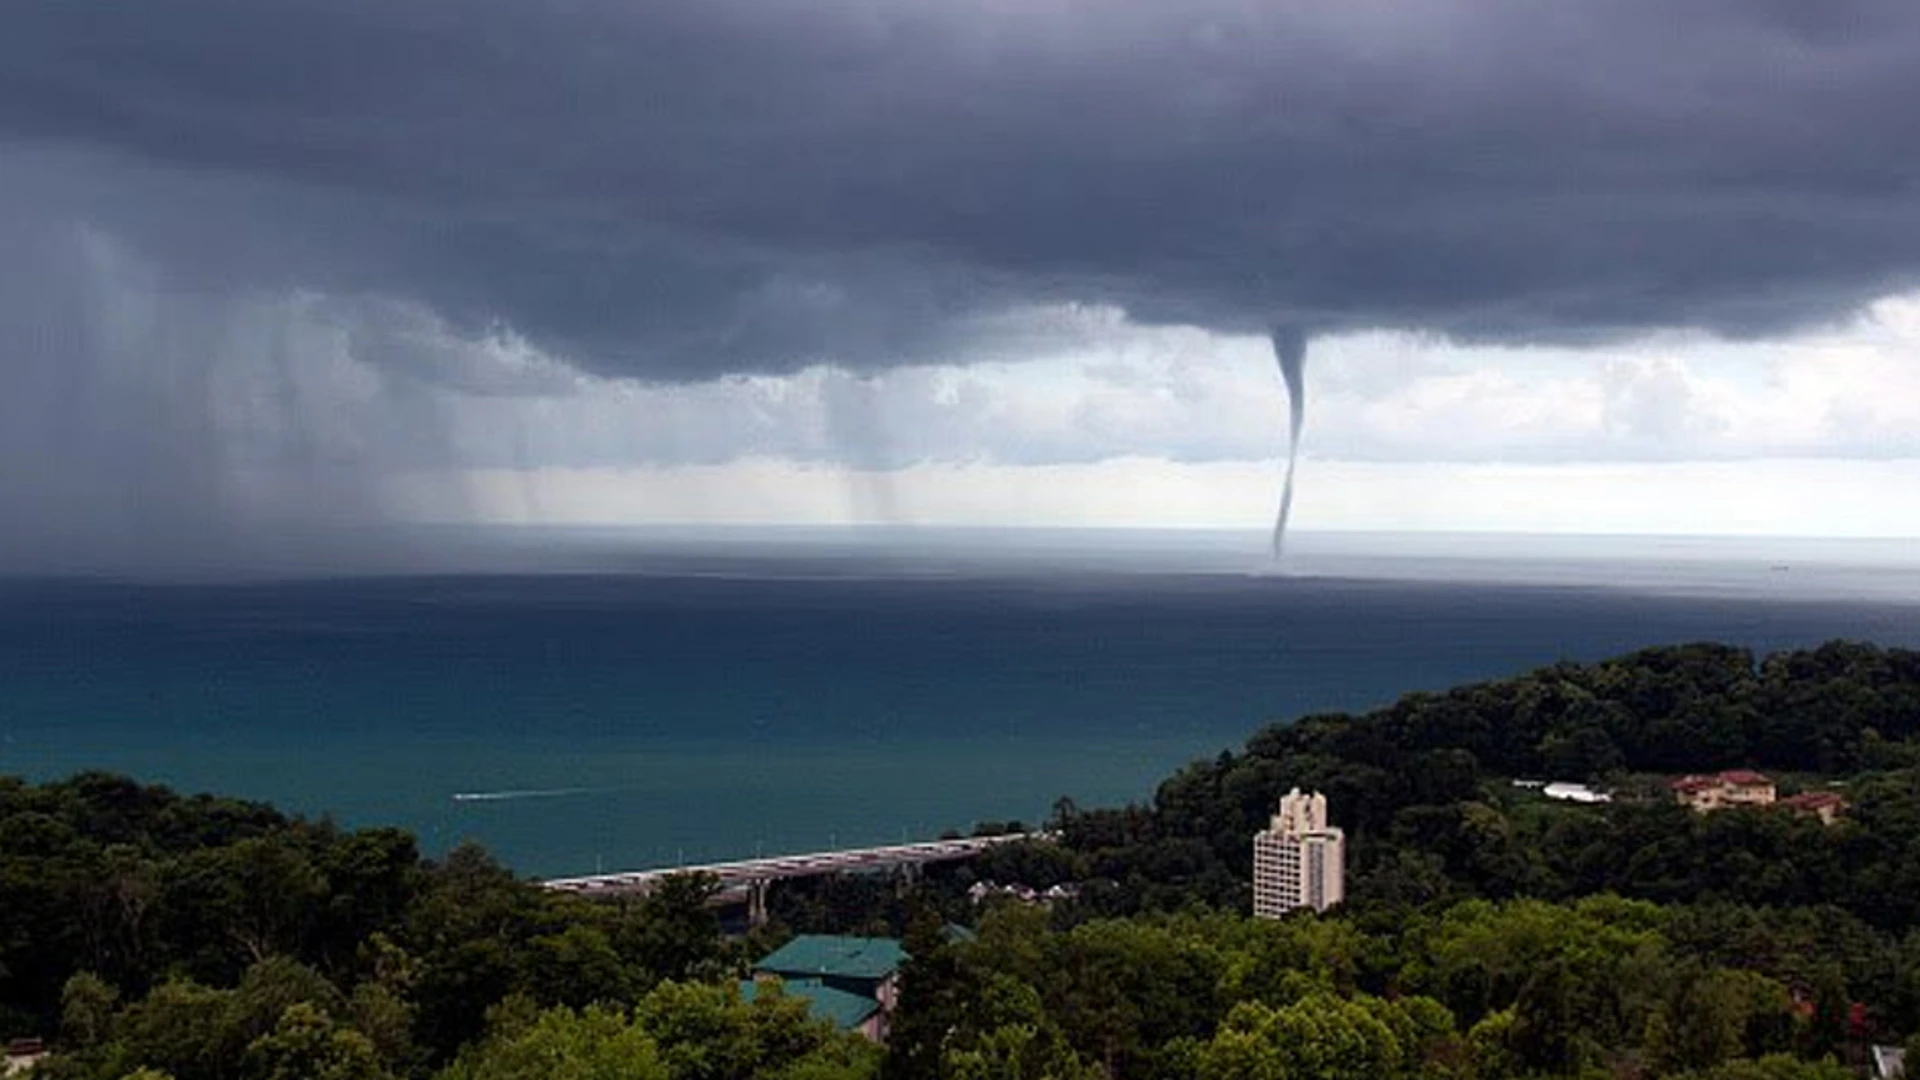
[740,978,880,1030]
[1543,782,1611,804]
[754,935,907,982]
[1670,769,1774,791]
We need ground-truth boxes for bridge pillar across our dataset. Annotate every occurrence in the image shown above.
[747,878,771,929]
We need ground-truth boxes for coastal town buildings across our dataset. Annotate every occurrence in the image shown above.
[1668,770,1848,823]
[1253,788,1345,917]
[1670,769,1777,812]
[966,880,1080,906]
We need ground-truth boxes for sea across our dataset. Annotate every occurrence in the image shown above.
[2,528,1918,880]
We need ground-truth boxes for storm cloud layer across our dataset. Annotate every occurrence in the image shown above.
[5,0,1920,570]
[7,0,1920,377]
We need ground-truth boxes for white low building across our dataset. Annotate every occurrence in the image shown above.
[1542,782,1611,804]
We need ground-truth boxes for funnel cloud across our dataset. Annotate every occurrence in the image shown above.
[1270,328,1309,558]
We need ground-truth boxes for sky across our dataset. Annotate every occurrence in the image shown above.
[4,1,1920,572]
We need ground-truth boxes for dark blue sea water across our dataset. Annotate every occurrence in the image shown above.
[2,529,1918,878]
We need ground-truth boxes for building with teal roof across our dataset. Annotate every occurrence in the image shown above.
[750,934,909,1041]
[753,935,906,998]
[739,978,883,1039]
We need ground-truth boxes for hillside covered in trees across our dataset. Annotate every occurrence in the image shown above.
[1008,640,1920,924]
[3,639,1920,1080]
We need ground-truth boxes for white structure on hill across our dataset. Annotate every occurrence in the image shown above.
[1253,788,1345,917]
[1543,782,1611,804]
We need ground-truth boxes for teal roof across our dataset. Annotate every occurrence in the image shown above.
[753,935,907,981]
[740,978,880,1030]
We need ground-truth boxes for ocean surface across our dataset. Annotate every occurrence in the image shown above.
[3,528,1918,879]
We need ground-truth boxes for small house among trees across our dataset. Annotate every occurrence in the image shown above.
[3,1038,46,1077]
[1781,790,1848,825]
[1670,769,1777,812]
[748,935,907,1041]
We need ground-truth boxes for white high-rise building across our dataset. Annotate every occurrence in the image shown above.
[1253,788,1345,917]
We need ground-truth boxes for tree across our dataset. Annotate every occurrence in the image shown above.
[178,836,329,968]
[245,1002,391,1080]
[115,979,235,1080]
[1195,995,1404,1080]
[1676,1053,1858,1080]
[526,924,633,1009]
[1465,1009,1521,1080]
[884,902,972,1080]
[616,874,725,986]
[941,1023,1104,1080]
[437,1002,667,1080]
[347,982,418,1074]
[229,957,343,1049]
[1645,968,1792,1074]
[60,971,120,1050]
[443,992,879,1080]
[1040,919,1223,1076]
[401,844,552,1060]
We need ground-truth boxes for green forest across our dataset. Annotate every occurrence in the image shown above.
[5,640,1920,1080]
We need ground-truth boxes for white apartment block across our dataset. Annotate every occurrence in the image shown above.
[1253,788,1345,917]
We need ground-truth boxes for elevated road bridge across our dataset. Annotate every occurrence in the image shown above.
[543,832,1050,924]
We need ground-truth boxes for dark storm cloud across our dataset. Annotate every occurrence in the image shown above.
[5,0,1920,381]
[0,183,478,576]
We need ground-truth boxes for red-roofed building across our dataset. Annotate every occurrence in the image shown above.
[1781,791,1847,825]
[4,1038,47,1077]
[1670,770,1777,812]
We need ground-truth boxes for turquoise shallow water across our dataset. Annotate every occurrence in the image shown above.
[5,537,1919,878]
